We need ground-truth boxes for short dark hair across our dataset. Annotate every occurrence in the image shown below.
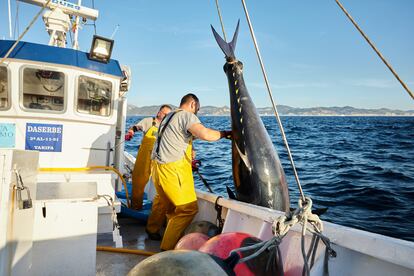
[180,93,199,106]
[159,104,172,111]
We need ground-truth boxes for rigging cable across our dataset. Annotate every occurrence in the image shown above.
[13,0,20,39]
[239,0,306,202]
[1,0,52,65]
[335,0,414,101]
[214,0,227,42]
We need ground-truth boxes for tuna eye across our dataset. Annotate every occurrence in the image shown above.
[223,63,232,73]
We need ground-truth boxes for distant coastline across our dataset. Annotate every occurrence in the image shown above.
[127,104,414,117]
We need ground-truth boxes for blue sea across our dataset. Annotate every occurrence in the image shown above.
[125,116,414,242]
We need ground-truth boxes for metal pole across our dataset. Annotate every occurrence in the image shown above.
[72,0,81,49]
[8,0,13,38]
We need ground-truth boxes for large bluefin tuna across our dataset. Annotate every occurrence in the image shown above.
[212,22,290,211]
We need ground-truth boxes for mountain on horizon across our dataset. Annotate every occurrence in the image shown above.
[127,104,414,116]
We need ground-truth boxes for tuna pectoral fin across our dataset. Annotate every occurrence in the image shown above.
[226,186,237,200]
[235,142,252,171]
[211,20,240,59]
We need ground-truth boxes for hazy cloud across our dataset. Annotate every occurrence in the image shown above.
[141,24,202,36]
[347,78,396,88]
[191,39,217,49]
[250,81,330,89]
[288,62,317,70]
[132,61,160,66]
[188,86,216,92]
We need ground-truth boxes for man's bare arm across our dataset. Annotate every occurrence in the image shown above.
[188,123,231,142]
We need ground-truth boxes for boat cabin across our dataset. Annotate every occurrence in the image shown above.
[0,39,128,169]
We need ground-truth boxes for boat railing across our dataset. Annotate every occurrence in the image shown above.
[196,189,414,271]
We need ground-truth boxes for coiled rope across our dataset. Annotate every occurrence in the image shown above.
[230,197,336,276]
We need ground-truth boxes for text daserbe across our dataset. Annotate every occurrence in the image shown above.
[27,126,62,134]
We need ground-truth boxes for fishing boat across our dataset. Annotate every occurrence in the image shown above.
[0,0,413,275]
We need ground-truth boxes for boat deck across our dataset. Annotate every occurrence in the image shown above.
[96,217,161,276]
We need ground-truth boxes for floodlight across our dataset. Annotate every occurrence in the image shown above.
[88,35,114,63]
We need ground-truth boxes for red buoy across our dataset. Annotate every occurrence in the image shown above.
[175,233,210,250]
[199,232,281,276]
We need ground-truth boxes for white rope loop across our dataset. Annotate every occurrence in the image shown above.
[273,197,324,238]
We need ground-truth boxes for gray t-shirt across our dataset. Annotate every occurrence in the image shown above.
[152,110,201,164]
[134,117,158,135]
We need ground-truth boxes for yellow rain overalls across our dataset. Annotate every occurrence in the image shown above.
[146,112,198,250]
[131,118,158,210]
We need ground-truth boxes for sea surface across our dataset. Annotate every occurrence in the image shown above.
[125,116,414,242]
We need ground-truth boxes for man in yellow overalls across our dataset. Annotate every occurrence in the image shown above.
[125,104,172,210]
[146,93,232,250]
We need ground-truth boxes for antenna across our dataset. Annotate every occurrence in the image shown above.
[8,0,13,38]
[110,24,120,39]
[72,0,82,50]
[18,0,99,49]
[18,0,98,20]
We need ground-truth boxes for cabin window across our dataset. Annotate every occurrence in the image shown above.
[0,66,9,110]
[77,75,112,116]
[22,68,65,112]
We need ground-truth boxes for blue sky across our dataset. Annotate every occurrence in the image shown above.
[1,0,414,110]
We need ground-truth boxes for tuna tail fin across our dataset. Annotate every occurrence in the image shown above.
[211,20,240,59]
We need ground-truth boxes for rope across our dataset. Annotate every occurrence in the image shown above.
[231,236,281,263]
[273,197,336,275]
[214,196,225,231]
[96,194,119,231]
[0,0,52,65]
[214,0,227,42]
[335,0,414,101]
[240,0,306,202]
[230,197,336,276]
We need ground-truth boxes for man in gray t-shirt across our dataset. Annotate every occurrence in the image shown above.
[146,93,232,251]
[151,110,201,164]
